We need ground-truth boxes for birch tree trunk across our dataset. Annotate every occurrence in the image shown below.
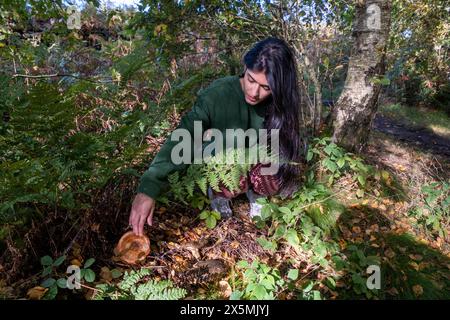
[332,0,392,152]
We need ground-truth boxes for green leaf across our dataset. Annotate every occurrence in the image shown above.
[285,229,300,247]
[211,210,221,220]
[380,77,391,86]
[252,284,267,299]
[53,255,66,267]
[42,266,52,277]
[84,268,96,283]
[274,224,287,239]
[287,269,299,280]
[306,149,313,162]
[43,284,58,300]
[313,290,322,300]
[326,277,336,289]
[40,255,53,266]
[230,290,243,300]
[337,158,345,168]
[205,215,217,229]
[199,210,209,220]
[237,260,249,269]
[111,269,122,279]
[303,281,314,292]
[357,175,366,187]
[56,278,67,289]
[84,258,95,269]
[256,237,277,252]
[278,207,291,215]
[41,278,56,288]
[323,158,338,173]
[260,277,275,290]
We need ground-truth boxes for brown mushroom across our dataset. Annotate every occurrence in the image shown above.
[114,231,150,264]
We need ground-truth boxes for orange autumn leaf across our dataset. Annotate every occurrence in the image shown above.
[352,226,361,234]
[27,286,48,300]
[412,284,424,296]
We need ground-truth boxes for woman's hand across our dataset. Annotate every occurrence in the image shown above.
[129,193,155,236]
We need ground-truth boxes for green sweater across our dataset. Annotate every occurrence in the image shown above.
[136,75,269,199]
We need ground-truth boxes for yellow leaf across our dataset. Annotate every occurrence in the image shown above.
[27,286,48,300]
[70,259,82,267]
[384,248,396,258]
[412,284,423,296]
[409,261,420,271]
[352,226,361,234]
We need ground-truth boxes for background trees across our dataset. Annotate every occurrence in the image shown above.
[0,0,449,300]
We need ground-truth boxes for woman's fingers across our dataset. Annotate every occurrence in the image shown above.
[147,206,154,227]
[131,211,140,235]
[137,214,146,236]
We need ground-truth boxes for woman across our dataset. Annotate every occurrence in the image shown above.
[129,37,305,236]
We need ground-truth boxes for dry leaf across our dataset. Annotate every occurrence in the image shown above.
[352,226,361,234]
[219,280,232,299]
[27,286,48,300]
[409,254,423,261]
[100,267,113,282]
[412,284,423,296]
[158,207,167,213]
[409,261,420,271]
[230,241,240,249]
[70,259,82,267]
[384,249,396,258]
[387,287,399,296]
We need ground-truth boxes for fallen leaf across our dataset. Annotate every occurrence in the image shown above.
[409,254,423,261]
[352,226,361,234]
[230,241,240,249]
[27,286,48,300]
[100,267,113,282]
[158,207,167,214]
[219,280,232,298]
[387,287,399,296]
[409,261,420,271]
[70,259,82,267]
[412,284,423,296]
[384,248,396,258]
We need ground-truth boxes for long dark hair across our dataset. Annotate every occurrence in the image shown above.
[241,37,305,197]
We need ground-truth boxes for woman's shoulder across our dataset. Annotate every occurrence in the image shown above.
[197,75,240,102]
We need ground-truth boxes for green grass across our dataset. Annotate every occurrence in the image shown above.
[379,103,450,138]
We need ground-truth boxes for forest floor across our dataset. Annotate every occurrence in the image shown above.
[3,105,450,300]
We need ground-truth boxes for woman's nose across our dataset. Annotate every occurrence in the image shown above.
[250,85,260,98]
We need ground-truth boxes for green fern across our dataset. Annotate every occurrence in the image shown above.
[167,148,256,203]
[95,268,187,300]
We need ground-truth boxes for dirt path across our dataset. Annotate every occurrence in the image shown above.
[372,114,450,158]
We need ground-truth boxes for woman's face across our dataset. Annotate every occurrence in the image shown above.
[240,68,272,106]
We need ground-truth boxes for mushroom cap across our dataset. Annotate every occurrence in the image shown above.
[114,231,150,264]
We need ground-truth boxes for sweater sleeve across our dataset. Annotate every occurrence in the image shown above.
[136,95,211,199]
